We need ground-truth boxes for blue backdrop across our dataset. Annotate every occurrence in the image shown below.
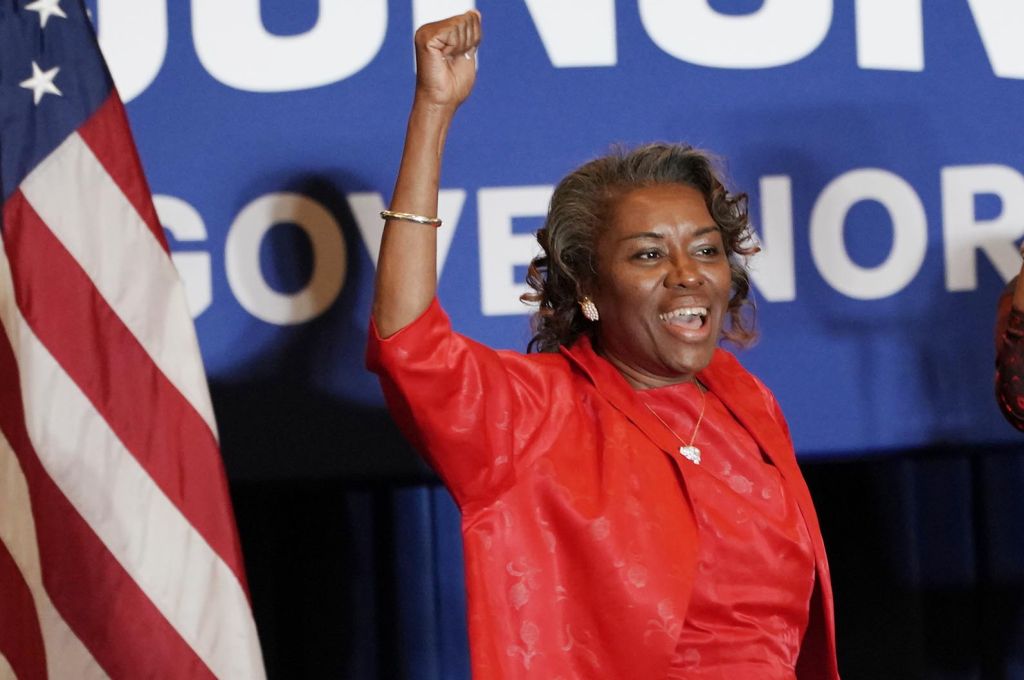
[90,1,1024,470]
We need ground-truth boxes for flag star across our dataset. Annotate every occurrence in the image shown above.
[25,0,67,29]
[20,61,62,105]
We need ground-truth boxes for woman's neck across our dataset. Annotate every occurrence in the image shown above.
[600,349,697,390]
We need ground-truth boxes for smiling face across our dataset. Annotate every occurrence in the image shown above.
[590,183,733,389]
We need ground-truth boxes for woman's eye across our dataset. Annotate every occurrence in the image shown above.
[695,246,720,257]
[634,249,663,260]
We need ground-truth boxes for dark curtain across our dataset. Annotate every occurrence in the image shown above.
[232,442,1024,680]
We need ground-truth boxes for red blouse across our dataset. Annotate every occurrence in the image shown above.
[639,385,815,679]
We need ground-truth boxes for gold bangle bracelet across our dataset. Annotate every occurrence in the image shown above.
[380,209,442,228]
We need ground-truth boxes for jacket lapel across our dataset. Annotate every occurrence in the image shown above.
[560,337,688,459]
[562,340,826,561]
[561,340,793,472]
[699,349,827,553]
[699,349,837,675]
[698,350,798,475]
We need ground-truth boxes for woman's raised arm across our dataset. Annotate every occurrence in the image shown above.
[372,10,481,337]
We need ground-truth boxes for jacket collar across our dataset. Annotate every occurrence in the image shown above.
[559,336,688,456]
[559,336,791,472]
[558,337,820,527]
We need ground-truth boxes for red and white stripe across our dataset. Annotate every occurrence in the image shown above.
[0,429,106,680]
[0,95,265,678]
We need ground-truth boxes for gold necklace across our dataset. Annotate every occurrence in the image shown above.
[644,381,706,465]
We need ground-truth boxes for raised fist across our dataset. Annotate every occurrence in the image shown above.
[414,10,481,110]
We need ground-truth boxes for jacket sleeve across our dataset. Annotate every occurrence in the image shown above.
[366,298,569,507]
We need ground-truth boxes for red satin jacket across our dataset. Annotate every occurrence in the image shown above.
[367,300,839,679]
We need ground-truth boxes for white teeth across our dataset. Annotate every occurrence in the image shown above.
[659,307,708,322]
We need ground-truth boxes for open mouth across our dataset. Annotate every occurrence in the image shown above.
[658,306,708,331]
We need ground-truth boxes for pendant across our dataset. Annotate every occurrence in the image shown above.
[679,445,701,465]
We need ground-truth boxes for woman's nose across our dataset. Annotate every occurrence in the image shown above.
[666,255,703,288]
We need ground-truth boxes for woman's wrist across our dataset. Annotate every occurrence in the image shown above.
[409,95,458,126]
[403,97,456,159]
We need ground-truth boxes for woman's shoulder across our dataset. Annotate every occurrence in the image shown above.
[367,298,572,377]
[703,348,787,425]
[704,348,768,391]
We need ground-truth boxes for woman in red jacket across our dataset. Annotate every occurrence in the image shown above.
[368,11,839,679]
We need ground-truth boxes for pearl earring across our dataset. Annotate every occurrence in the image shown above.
[579,297,599,322]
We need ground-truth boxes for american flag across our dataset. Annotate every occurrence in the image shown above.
[0,1,265,677]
